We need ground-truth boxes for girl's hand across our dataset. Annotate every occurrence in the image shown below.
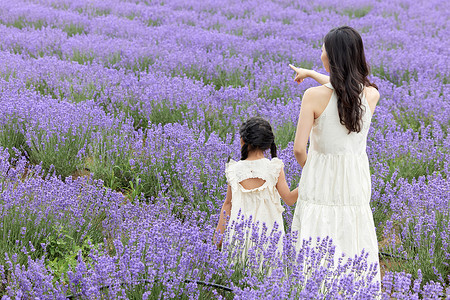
[289,64,310,84]
[213,231,223,250]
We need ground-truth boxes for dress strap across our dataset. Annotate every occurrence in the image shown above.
[324,83,333,89]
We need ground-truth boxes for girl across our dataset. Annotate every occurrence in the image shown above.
[214,117,298,257]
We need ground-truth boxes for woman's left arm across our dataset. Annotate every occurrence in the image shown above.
[293,89,316,167]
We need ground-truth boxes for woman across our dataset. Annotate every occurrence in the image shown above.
[289,26,381,284]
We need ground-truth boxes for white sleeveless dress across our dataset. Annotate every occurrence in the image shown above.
[292,83,381,282]
[225,158,286,259]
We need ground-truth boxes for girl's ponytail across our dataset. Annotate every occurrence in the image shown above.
[241,143,249,160]
[270,141,277,158]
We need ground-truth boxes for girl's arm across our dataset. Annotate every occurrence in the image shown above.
[214,185,232,248]
[276,168,298,206]
[289,64,330,85]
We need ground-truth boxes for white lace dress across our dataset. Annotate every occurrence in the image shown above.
[292,83,381,283]
[224,158,286,260]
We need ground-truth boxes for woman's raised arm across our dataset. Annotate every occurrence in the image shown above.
[289,64,330,85]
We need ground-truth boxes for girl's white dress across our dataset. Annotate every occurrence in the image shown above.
[225,158,285,260]
[292,83,381,283]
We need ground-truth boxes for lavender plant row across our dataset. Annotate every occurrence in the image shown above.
[0,150,395,299]
[0,0,447,97]
[0,0,448,298]
[0,52,447,181]
[0,149,448,298]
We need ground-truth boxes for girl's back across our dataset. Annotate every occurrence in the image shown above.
[214,117,298,259]
[225,157,285,228]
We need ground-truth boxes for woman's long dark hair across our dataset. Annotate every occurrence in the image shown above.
[324,26,378,133]
[239,117,277,160]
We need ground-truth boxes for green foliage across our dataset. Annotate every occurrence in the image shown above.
[0,202,106,270]
[174,65,251,90]
[258,85,289,100]
[69,82,100,103]
[148,18,162,26]
[209,22,223,31]
[282,18,292,25]
[1,70,17,81]
[126,176,145,202]
[440,74,448,85]
[89,140,162,201]
[27,127,90,178]
[202,107,244,140]
[275,122,296,149]
[342,6,372,18]
[27,79,61,100]
[132,56,155,74]
[386,212,450,284]
[208,68,248,89]
[70,50,95,65]
[123,280,234,299]
[126,13,136,20]
[3,17,46,30]
[46,233,100,283]
[392,109,434,132]
[11,45,24,55]
[0,118,29,158]
[105,52,123,69]
[62,24,86,37]
[384,152,444,183]
[148,99,248,140]
[372,64,418,86]
[51,2,69,10]
[10,17,26,29]
[313,5,337,14]
[88,133,133,191]
[372,200,392,242]
[148,102,188,127]
[360,26,371,33]
[94,8,111,16]
[46,225,74,261]
[0,206,48,266]
[31,19,46,30]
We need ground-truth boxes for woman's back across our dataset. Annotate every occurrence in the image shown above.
[309,83,372,155]
[291,25,381,290]
[292,82,381,283]
[296,83,373,207]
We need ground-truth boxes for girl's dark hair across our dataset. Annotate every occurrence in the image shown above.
[324,26,378,133]
[239,117,277,160]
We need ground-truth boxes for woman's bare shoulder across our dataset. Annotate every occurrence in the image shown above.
[307,85,333,94]
[365,86,380,99]
[364,86,380,114]
[303,85,333,102]
[365,86,380,104]
[302,85,333,117]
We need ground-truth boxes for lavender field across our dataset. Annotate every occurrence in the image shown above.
[0,0,449,298]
